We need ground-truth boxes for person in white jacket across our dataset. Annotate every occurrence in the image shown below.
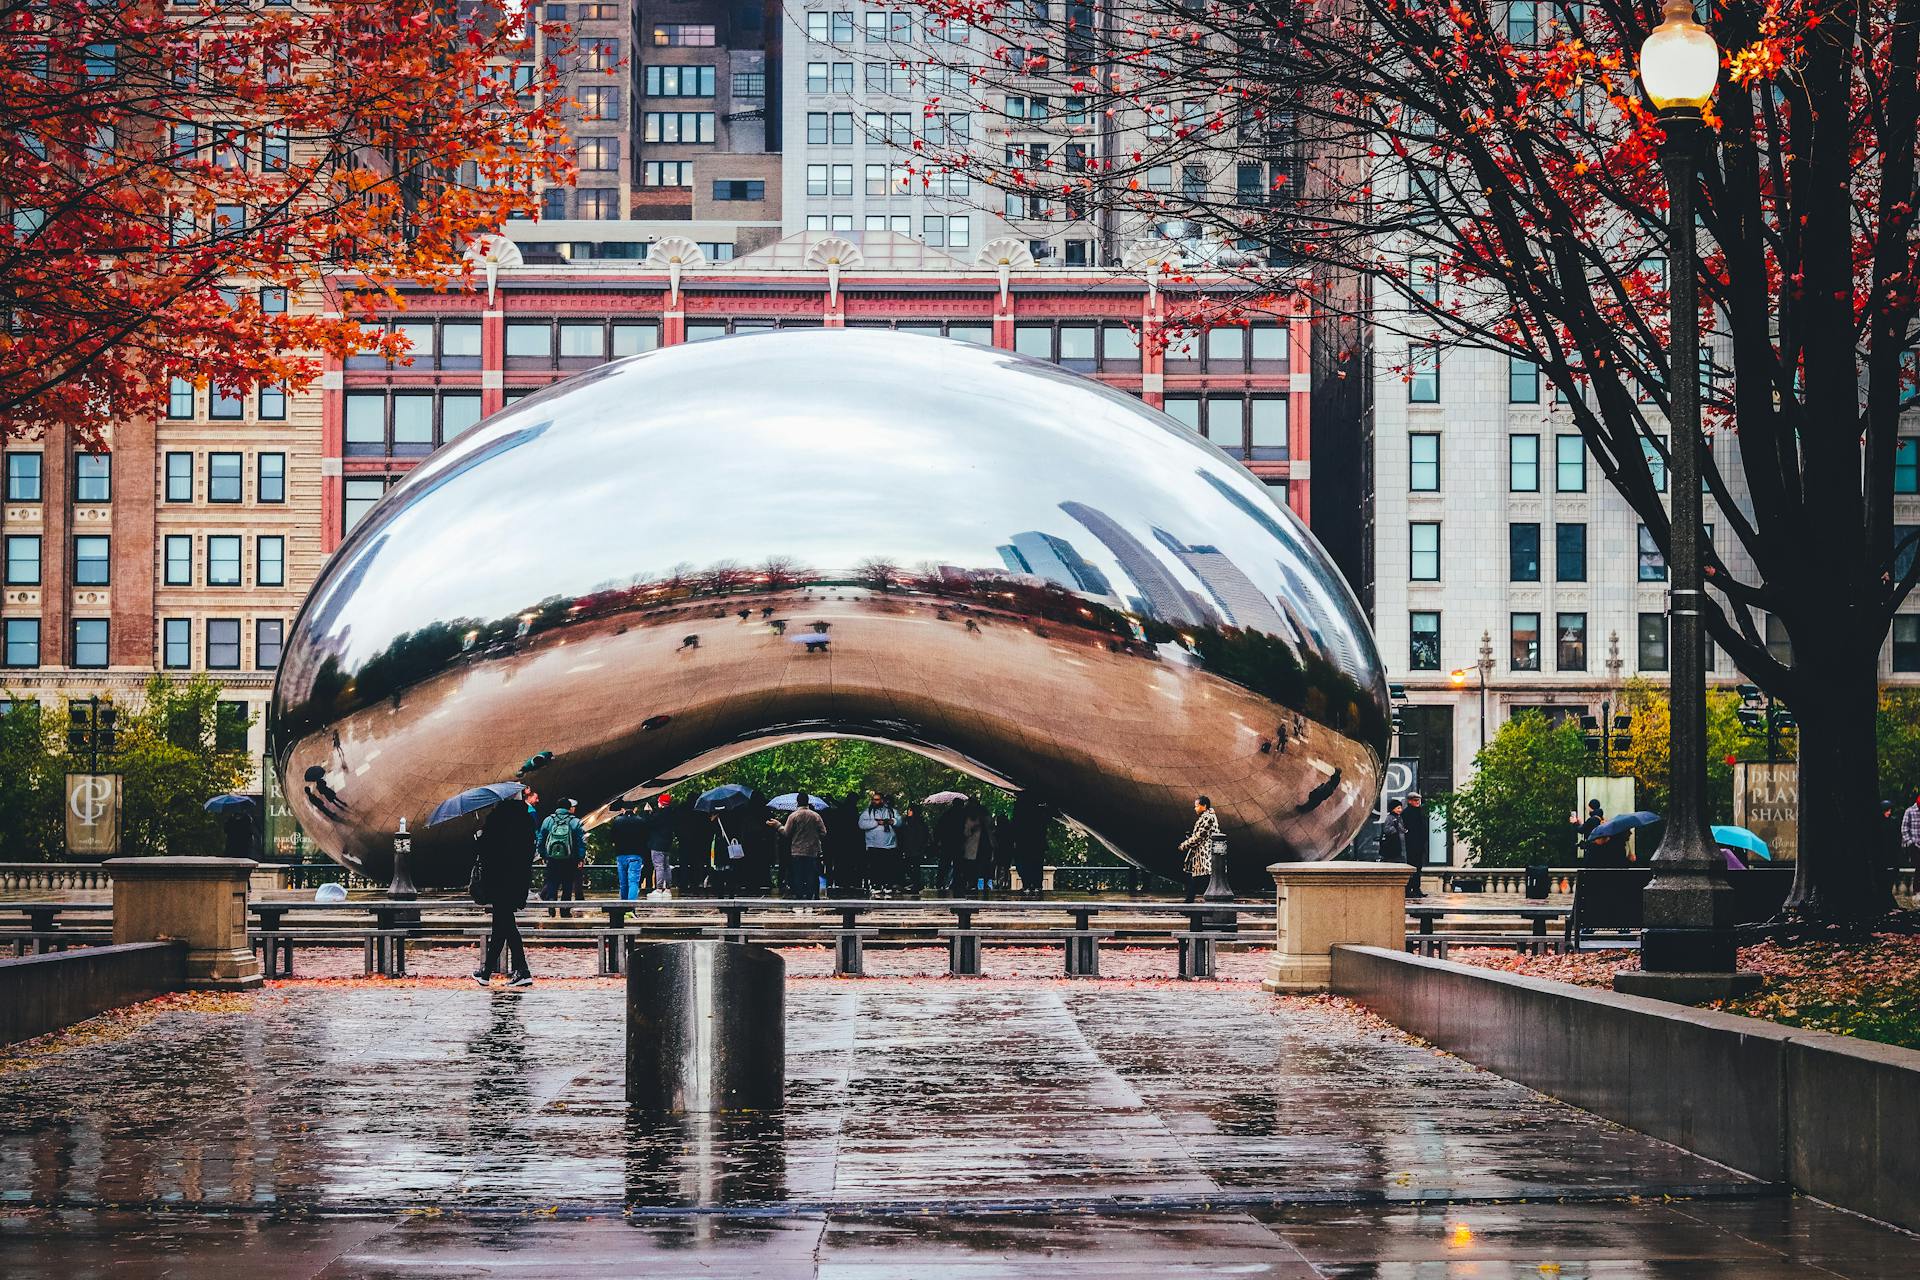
[858,792,901,895]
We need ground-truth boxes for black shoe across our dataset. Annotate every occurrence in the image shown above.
[471,970,491,985]
[507,973,533,988]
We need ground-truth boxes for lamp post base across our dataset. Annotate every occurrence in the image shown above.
[1613,967,1762,1003]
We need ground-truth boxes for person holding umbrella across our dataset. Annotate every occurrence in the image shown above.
[645,794,677,896]
[472,792,535,987]
[770,790,827,900]
[205,794,257,858]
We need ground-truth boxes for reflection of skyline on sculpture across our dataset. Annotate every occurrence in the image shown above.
[273,330,1386,886]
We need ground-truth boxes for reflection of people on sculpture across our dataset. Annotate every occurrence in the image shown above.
[1180,796,1221,903]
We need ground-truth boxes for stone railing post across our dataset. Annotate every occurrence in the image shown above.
[106,857,263,991]
[1262,861,1414,994]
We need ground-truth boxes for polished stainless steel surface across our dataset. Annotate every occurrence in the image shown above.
[627,941,785,1113]
[272,329,1387,886]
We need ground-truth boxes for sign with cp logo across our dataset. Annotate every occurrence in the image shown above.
[65,773,123,856]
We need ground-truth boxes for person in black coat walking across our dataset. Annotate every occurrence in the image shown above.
[473,796,535,986]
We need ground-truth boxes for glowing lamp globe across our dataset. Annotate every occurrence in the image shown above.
[1639,0,1720,113]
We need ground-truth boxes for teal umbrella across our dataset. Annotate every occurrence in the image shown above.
[1711,824,1771,861]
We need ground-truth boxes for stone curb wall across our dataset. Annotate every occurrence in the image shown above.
[0,942,187,1047]
[1330,945,1920,1234]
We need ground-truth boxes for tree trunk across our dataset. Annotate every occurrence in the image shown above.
[1787,620,1893,922]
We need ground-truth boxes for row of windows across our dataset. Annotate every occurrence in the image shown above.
[0,617,281,671]
[167,377,285,421]
[344,393,486,457]
[161,535,286,588]
[3,453,110,503]
[347,319,661,372]
[1409,433,1664,495]
[804,10,960,44]
[1407,611,1665,675]
[164,452,285,505]
[1405,520,1676,584]
[643,112,716,144]
[643,65,717,98]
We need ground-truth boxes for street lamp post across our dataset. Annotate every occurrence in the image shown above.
[1616,0,1759,1000]
[1451,630,1495,751]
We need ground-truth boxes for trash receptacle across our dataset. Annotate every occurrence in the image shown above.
[627,940,784,1113]
[1524,864,1550,900]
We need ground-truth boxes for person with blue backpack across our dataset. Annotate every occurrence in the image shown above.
[536,798,585,918]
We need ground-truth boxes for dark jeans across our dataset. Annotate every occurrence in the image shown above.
[1184,874,1209,903]
[483,903,528,977]
[541,861,583,913]
[788,855,819,899]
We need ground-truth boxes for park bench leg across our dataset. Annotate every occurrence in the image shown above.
[950,932,981,977]
[1064,933,1098,977]
[281,938,294,977]
[836,931,864,977]
[363,938,377,977]
[393,937,407,978]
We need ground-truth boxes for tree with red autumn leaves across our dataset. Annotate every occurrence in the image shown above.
[0,0,577,448]
[895,0,1919,920]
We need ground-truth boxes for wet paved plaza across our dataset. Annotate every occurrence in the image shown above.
[0,979,1912,1276]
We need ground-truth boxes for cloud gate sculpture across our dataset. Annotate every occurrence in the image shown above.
[271,329,1388,887]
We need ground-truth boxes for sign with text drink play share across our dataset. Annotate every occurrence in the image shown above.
[1733,762,1798,863]
[65,773,122,857]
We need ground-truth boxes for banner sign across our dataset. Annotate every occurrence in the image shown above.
[65,773,122,856]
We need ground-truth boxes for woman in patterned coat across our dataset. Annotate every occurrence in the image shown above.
[1179,795,1221,903]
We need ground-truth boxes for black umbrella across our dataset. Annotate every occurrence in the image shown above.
[694,784,758,813]
[427,781,526,827]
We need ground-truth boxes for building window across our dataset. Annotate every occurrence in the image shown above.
[1554,434,1586,491]
[1637,523,1666,581]
[575,189,620,219]
[1409,612,1441,671]
[558,322,604,360]
[644,65,716,96]
[1408,254,1439,303]
[1894,616,1920,672]
[208,452,243,503]
[1509,355,1540,403]
[1638,612,1668,671]
[1505,433,1536,487]
[215,700,249,751]
[391,393,434,453]
[209,385,244,419]
[73,535,110,585]
[1765,614,1793,665]
[642,160,693,187]
[259,383,286,420]
[1408,342,1439,402]
[580,37,620,69]
[612,323,659,356]
[1408,433,1440,491]
[258,535,285,587]
[1249,323,1288,370]
[806,164,828,197]
[505,322,551,360]
[1556,612,1587,670]
[712,179,764,201]
[72,619,108,669]
[1897,439,1919,494]
[207,535,242,586]
[165,452,193,502]
[163,618,191,670]
[1163,396,1200,432]
[164,535,192,585]
[652,23,714,45]
[4,453,41,501]
[1510,612,1541,671]
[443,393,483,440]
[1409,522,1440,581]
[1249,398,1287,459]
[1554,522,1587,582]
[259,452,285,503]
[168,377,195,418]
[256,619,284,670]
[442,322,482,368]
[3,618,38,668]
[1508,0,1538,45]
[1102,324,1141,368]
[1508,522,1540,582]
[1057,323,1097,368]
[732,71,765,96]
[643,112,715,143]
[345,393,384,454]
[4,535,39,586]
[344,478,386,534]
[73,452,110,502]
[206,619,241,670]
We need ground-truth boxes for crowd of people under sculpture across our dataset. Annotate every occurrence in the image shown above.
[465,785,1230,988]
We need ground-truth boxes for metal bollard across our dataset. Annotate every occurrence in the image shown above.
[627,941,784,1113]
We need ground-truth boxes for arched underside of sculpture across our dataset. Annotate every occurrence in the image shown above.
[271,330,1389,887]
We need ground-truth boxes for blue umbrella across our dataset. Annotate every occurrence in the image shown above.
[767,792,830,812]
[202,794,256,815]
[1590,811,1662,840]
[1712,824,1771,861]
[695,783,758,813]
[427,781,525,827]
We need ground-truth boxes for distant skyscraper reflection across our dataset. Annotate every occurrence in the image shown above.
[998,531,1114,597]
[1151,528,1293,639]
[1058,501,1215,625]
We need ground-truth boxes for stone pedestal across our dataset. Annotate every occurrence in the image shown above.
[1262,861,1413,993]
[107,857,263,991]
